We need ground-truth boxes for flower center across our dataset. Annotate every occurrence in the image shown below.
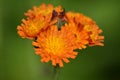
[45,36,65,55]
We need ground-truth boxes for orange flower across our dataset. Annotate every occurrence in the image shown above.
[32,26,78,67]
[66,12,95,25]
[25,3,64,21]
[17,15,50,39]
[65,12,89,49]
[25,3,53,19]
[66,12,104,47]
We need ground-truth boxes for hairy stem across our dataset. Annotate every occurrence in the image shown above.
[53,65,60,80]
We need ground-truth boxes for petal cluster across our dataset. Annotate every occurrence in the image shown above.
[17,3,104,67]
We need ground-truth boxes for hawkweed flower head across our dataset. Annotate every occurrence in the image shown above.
[32,26,77,67]
[17,3,104,67]
[66,12,104,48]
[17,15,50,39]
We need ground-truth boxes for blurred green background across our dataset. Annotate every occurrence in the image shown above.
[0,0,120,80]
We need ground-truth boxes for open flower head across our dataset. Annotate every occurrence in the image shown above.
[66,12,104,47]
[25,3,64,22]
[65,12,90,49]
[32,26,78,67]
[17,15,51,39]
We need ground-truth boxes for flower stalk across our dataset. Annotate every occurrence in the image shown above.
[53,65,60,80]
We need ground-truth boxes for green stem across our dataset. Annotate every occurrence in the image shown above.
[53,65,60,80]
